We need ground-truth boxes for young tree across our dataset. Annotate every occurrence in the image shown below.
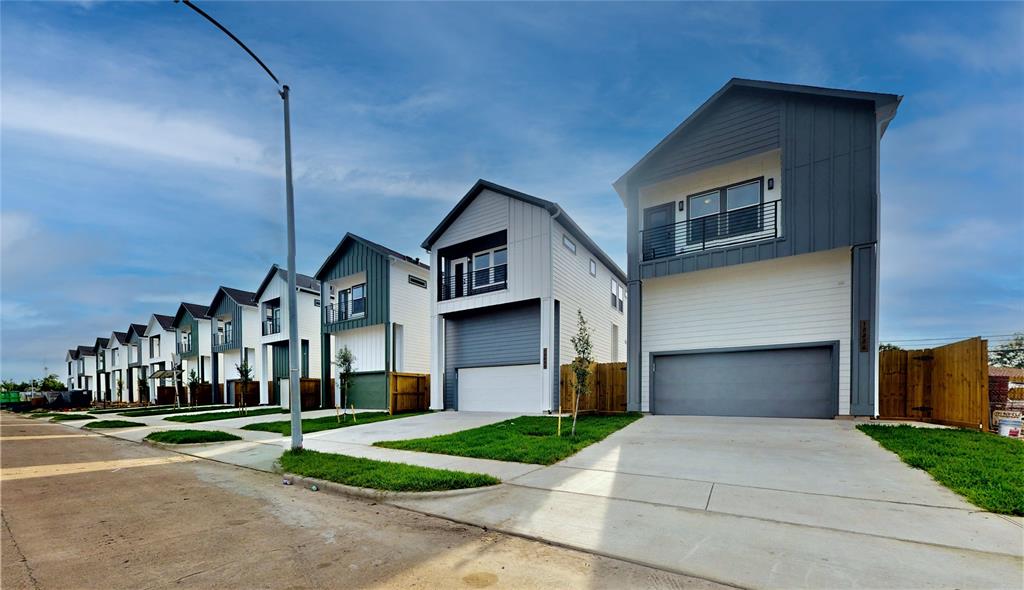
[187,369,200,407]
[990,333,1024,369]
[235,360,253,415]
[334,346,355,421]
[569,309,593,437]
[171,355,183,408]
[137,374,149,405]
[116,377,124,403]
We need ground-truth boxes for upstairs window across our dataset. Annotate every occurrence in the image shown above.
[687,177,764,244]
[408,275,428,289]
[589,259,597,277]
[339,283,367,318]
[472,247,507,288]
[562,235,576,254]
[610,280,624,313]
[151,335,161,357]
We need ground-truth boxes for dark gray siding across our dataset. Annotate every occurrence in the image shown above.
[636,93,879,280]
[443,301,540,410]
[850,243,878,415]
[552,301,560,411]
[640,89,781,186]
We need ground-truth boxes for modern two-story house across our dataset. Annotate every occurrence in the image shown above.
[93,337,109,401]
[65,345,96,393]
[172,302,213,392]
[105,330,129,402]
[143,313,177,393]
[422,180,628,413]
[254,264,322,406]
[125,323,148,403]
[614,78,900,418]
[315,233,431,410]
[207,287,262,405]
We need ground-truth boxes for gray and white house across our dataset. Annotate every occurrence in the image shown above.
[105,330,129,402]
[65,345,96,393]
[254,264,322,406]
[171,302,213,388]
[423,180,628,413]
[93,337,109,401]
[143,313,177,393]
[207,287,262,405]
[315,233,431,410]
[125,323,148,403]
[614,78,900,418]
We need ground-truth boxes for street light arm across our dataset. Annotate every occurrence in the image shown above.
[175,0,281,87]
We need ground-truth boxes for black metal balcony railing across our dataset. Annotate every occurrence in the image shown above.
[263,316,281,335]
[325,299,366,323]
[642,201,779,262]
[439,264,507,301]
[177,339,193,354]
[213,329,234,346]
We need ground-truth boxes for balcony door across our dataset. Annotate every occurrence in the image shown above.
[643,202,675,260]
[452,259,467,298]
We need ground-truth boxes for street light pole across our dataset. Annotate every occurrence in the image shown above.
[175,0,302,449]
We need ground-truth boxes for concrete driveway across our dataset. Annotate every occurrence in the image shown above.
[392,416,1024,589]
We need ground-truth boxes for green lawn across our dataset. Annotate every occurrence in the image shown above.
[165,407,285,423]
[858,424,1024,515]
[278,449,499,492]
[49,413,96,421]
[145,429,242,444]
[242,411,429,436]
[375,414,643,465]
[119,405,232,417]
[84,420,146,429]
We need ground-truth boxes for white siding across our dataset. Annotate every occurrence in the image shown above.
[551,219,627,366]
[295,289,323,378]
[640,248,853,414]
[333,324,386,373]
[389,259,431,373]
[433,190,551,315]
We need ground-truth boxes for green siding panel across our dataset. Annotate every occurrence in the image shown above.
[342,371,388,410]
[210,294,243,353]
[272,343,290,380]
[321,240,390,333]
[173,311,200,359]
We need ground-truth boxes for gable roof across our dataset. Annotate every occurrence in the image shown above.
[67,348,78,361]
[315,233,428,280]
[153,314,175,331]
[421,179,626,282]
[77,345,96,357]
[125,323,148,341]
[94,337,109,351]
[110,331,128,346]
[173,302,210,327]
[613,77,902,200]
[254,264,320,300]
[209,286,258,313]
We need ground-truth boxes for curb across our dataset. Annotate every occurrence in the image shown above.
[279,472,504,502]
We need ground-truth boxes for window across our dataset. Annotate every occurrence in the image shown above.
[111,349,118,365]
[408,275,428,289]
[471,247,507,288]
[589,259,597,277]
[314,298,321,307]
[686,177,763,243]
[151,335,160,358]
[350,284,366,316]
[223,321,233,343]
[610,280,624,312]
[562,235,576,254]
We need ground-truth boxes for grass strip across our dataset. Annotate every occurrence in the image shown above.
[242,411,428,436]
[145,429,242,444]
[858,424,1024,515]
[279,448,499,492]
[49,413,96,421]
[165,407,286,423]
[84,420,146,429]
[120,405,232,417]
[375,413,643,465]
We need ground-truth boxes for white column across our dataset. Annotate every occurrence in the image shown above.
[259,343,269,405]
[429,314,444,410]
[539,297,555,413]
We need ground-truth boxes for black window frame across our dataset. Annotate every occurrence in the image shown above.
[408,274,428,289]
[685,176,765,245]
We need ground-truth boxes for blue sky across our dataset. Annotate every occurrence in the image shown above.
[1,2,1022,381]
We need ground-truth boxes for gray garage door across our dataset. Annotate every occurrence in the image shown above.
[443,300,540,410]
[652,346,835,418]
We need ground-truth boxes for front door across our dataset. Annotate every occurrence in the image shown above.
[453,260,466,298]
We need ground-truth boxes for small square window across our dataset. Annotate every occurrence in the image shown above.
[562,235,576,254]
[589,259,597,277]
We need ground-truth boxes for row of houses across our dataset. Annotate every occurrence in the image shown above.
[65,78,900,418]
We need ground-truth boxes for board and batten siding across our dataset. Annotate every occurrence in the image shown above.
[320,240,389,332]
[388,260,431,374]
[432,189,552,315]
[640,248,853,414]
[551,218,627,366]
[333,324,386,373]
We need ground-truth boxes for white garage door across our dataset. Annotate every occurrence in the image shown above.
[458,364,545,413]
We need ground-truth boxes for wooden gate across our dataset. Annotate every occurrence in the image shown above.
[878,337,989,429]
[559,362,627,414]
[389,372,430,414]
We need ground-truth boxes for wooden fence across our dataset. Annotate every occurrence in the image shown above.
[389,372,430,414]
[879,337,989,430]
[559,362,627,414]
[232,381,260,408]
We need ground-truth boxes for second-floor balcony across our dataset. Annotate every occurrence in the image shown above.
[439,263,507,301]
[177,338,193,355]
[642,200,779,262]
[213,329,234,347]
[263,316,281,335]
[325,298,366,324]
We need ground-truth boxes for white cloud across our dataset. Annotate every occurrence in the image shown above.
[898,9,1024,74]
[2,83,278,176]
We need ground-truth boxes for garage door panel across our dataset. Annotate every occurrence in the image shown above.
[654,347,834,418]
[458,364,545,413]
